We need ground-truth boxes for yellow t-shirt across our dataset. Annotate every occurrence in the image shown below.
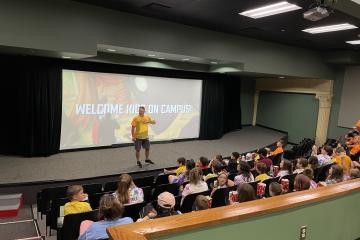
[255,174,270,183]
[131,115,153,139]
[333,155,352,174]
[64,201,92,216]
[175,165,186,176]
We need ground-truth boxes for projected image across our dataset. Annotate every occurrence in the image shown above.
[60,70,202,150]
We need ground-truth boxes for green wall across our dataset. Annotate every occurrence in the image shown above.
[327,68,352,139]
[156,191,360,240]
[240,79,255,125]
[256,91,319,143]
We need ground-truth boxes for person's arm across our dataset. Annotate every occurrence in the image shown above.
[131,126,136,141]
[148,116,156,124]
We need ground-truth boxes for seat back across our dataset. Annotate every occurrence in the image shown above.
[180,190,211,213]
[152,183,180,201]
[201,168,212,176]
[315,163,334,182]
[48,197,69,231]
[83,183,103,195]
[89,192,110,209]
[104,181,118,192]
[248,180,260,192]
[206,177,217,189]
[133,175,155,188]
[228,173,237,181]
[60,210,99,240]
[141,186,153,203]
[271,153,282,166]
[155,173,174,185]
[123,202,146,222]
[211,188,230,208]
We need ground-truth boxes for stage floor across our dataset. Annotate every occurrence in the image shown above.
[0,126,285,184]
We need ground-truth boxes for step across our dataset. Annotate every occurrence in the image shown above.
[0,194,23,218]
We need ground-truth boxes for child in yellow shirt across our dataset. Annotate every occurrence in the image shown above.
[64,185,92,216]
[255,162,270,182]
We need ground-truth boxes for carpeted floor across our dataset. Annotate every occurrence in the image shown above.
[0,126,285,184]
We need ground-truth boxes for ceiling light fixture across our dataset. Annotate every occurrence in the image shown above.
[182,58,190,61]
[346,40,360,45]
[106,49,116,52]
[239,1,302,19]
[210,61,218,64]
[158,57,165,60]
[62,56,71,59]
[302,23,358,34]
[148,54,156,57]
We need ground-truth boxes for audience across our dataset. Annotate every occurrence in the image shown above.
[270,140,284,156]
[164,157,187,176]
[236,183,257,203]
[277,159,293,178]
[79,194,133,240]
[308,156,319,170]
[169,159,196,184]
[227,152,239,174]
[182,168,209,203]
[332,147,352,175]
[317,145,333,167]
[113,174,144,205]
[349,134,360,158]
[204,162,223,182]
[303,168,317,189]
[198,156,209,170]
[269,182,283,197]
[211,173,235,196]
[138,192,180,221]
[192,195,210,211]
[255,162,270,182]
[325,165,344,185]
[234,161,255,185]
[256,148,273,169]
[294,174,311,191]
[293,158,308,174]
[64,185,92,216]
[349,168,360,179]
[208,154,224,168]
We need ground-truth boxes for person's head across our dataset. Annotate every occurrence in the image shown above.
[237,183,256,203]
[193,195,209,211]
[67,185,86,202]
[215,154,223,162]
[257,148,267,158]
[328,164,344,182]
[157,191,176,211]
[212,162,223,174]
[335,147,346,156]
[116,174,133,204]
[238,161,251,175]
[189,167,203,185]
[245,153,253,161]
[256,162,267,175]
[280,159,293,174]
[217,173,228,187]
[276,140,284,148]
[231,152,240,160]
[282,150,295,161]
[321,145,333,156]
[303,168,314,180]
[177,157,186,166]
[269,182,283,197]
[296,158,308,169]
[308,156,319,169]
[138,106,145,116]
[99,194,124,220]
[186,159,196,171]
[294,174,311,191]
[350,168,360,179]
[199,156,209,167]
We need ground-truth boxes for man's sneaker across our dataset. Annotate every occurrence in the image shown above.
[137,161,143,168]
[145,159,155,164]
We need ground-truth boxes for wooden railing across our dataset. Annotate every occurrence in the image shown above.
[107,179,360,240]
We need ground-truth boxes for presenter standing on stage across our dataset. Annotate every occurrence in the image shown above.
[131,106,156,168]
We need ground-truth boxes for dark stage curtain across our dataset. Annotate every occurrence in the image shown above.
[0,58,62,157]
[199,76,242,140]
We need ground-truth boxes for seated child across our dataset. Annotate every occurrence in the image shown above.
[64,185,92,216]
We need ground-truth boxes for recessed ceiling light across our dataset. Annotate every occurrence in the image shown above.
[148,54,156,57]
[302,23,358,34]
[281,29,286,32]
[182,58,190,61]
[106,49,116,52]
[210,61,218,64]
[346,40,360,45]
[158,57,165,60]
[279,76,285,79]
[239,1,302,19]
[62,56,71,59]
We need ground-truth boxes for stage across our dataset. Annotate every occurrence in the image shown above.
[0,126,286,185]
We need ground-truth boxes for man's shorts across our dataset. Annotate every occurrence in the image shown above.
[134,138,150,151]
